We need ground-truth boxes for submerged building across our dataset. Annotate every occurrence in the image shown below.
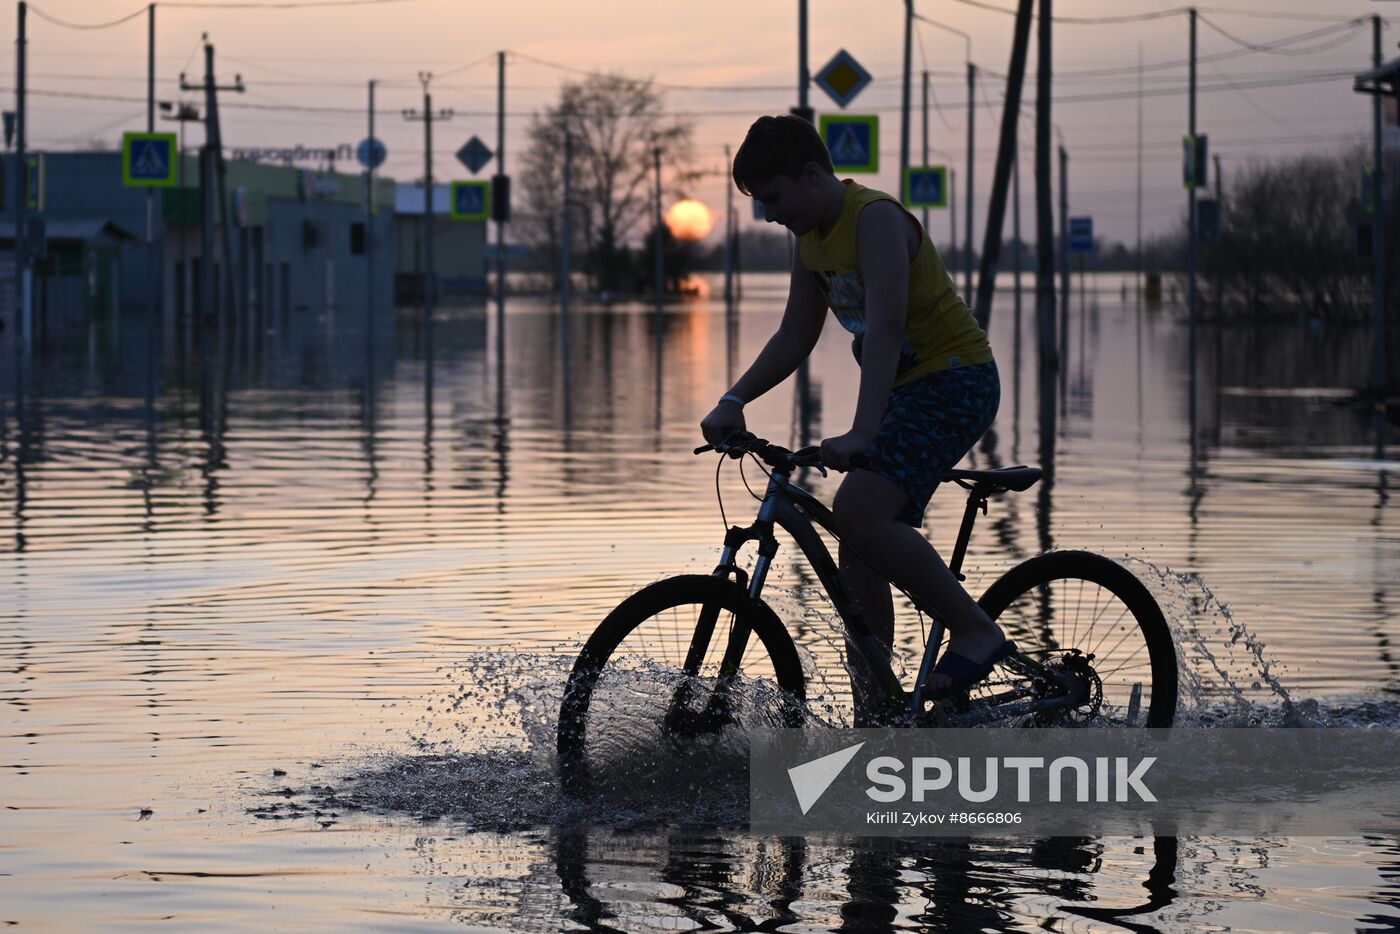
[0,150,489,337]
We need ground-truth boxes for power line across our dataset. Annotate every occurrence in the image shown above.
[3,65,1359,120]
[26,0,424,31]
[26,5,145,30]
[1197,13,1369,56]
[507,50,796,93]
[941,0,1372,25]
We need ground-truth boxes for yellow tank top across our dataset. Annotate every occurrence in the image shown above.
[798,180,992,386]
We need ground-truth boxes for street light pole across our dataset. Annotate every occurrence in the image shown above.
[402,73,453,333]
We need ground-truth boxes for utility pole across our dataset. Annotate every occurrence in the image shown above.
[1371,13,1387,409]
[1035,0,1057,376]
[402,72,452,331]
[915,15,973,283]
[366,79,376,327]
[901,0,913,197]
[653,146,664,308]
[1059,143,1069,320]
[724,144,734,304]
[13,1,26,332]
[1013,147,1021,325]
[146,4,157,327]
[971,0,1034,329]
[1136,42,1143,298]
[950,167,958,280]
[921,70,930,235]
[1188,7,1199,428]
[161,101,200,323]
[180,37,244,324]
[966,61,976,299]
[494,51,506,310]
[798,0,810,119]
[562,130,572,306]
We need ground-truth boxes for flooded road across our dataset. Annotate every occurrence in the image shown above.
[2,272,1397,930]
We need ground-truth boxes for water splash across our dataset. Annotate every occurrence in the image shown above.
[258,566,1400,831]
[1123,558,1306,726]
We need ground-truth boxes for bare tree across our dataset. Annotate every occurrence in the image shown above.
[519,73,693,293]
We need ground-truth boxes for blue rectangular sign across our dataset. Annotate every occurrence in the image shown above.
[1069,216,1094,253]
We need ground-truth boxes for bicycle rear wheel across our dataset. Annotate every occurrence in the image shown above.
[557,574,807,798]
[971,551,1178,727]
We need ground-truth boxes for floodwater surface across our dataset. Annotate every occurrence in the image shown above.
[2,272,1398,931]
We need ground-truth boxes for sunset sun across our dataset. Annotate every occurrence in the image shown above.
[664,199,715,240]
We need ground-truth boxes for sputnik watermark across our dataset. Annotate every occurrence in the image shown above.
[864,755,1156,803]
[751,729,1400,836]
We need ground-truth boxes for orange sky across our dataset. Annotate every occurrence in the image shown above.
[2,0,1393,246]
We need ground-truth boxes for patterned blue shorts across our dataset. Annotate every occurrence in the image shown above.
[865,361,1000,527]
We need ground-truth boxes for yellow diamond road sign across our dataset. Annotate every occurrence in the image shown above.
[815,49,872,110]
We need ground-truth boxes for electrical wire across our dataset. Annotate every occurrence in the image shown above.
[27,0,423,30]
[27,5,145,30]
[941,0,1370,25]
[509,50,793,94]
[1198,13,1369,57]
[914,16,956,131]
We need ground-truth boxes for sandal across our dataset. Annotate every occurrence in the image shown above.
[925,639,1018,700]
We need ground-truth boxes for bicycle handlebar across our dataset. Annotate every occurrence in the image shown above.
[694,431,870,473]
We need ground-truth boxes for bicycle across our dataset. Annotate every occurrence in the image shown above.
[557,432,1178,795]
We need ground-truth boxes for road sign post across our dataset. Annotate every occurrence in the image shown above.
[819,114,879,173]
[904,166,948,209]
[449,180,491,221]
[457,136,493,175]
[1069,216,1094,253]
[815,49,873,109]
[1182,135,1208,190]
[356,136,387,170]
[122,132,178,187]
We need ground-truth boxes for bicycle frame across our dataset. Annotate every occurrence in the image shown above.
[704,462,997,722]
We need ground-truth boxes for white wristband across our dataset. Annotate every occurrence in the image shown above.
[718,393,747,408]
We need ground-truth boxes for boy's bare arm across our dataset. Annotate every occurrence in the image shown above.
[700,252,827,444]
[727,251,828,402]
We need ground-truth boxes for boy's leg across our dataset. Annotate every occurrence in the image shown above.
[838,537,893,723]
[833,470,1006,695]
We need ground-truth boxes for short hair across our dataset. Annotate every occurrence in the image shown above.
[732,114,834,196]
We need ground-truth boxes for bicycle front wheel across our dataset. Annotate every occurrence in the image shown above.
[557,574,807,798]
[974,551,1178,727]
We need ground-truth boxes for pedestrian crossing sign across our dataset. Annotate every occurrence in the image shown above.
[450,180,491,221]
[903,166,948,208]
[819,114,878,173]
[122,132,177,187]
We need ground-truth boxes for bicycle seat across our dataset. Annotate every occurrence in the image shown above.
[944,465,1042,493]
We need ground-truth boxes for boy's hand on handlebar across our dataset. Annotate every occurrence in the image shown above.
[700,400,747,446]
[820,430,873,472]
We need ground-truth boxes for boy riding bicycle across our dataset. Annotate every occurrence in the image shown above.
[699,114,1012,712]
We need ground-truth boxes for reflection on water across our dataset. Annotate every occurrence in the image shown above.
[1,273,1397,930]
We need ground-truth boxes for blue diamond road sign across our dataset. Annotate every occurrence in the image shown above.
[1069,216,1094,253]
[457,136,493,175]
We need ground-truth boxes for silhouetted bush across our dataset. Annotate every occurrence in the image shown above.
[1198,147,1397,322]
